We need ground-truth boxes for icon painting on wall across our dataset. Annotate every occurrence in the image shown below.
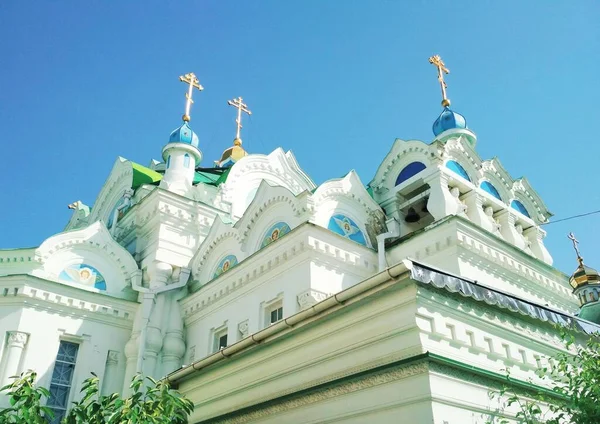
[59,264,107,291]
[328,214,367,246]
[261,222,291,248]
[213,255,239,279]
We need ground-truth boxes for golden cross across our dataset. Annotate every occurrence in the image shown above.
[227,96,252,141]
[179,72,204,122]
[568,232,584,265]
[428,55,451,107]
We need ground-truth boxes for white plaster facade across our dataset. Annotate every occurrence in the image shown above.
[0,113,594,423]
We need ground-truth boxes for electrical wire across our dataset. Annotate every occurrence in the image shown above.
[541,209,600,226]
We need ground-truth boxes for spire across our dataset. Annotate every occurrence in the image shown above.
[428,55,467,137]
[428,55,451,108]
[568,232,584,266]
[179,72,203,122]
[216,96,251,168]
[227,96,252,143]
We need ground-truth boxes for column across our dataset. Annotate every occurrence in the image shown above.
[425,172,459,221]
[142,261,172,378]
[161,290,186,377]
[101,350,121,396]
[524,226,553,265]
[1,331,29,386]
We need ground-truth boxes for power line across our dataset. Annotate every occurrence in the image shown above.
[542,209,600,226]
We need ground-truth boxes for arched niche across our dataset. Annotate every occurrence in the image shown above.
[480,181,503,202]
[395,162,427,186]
[35,221,140,299]
[220,148,316,219]
[445,160,471,182]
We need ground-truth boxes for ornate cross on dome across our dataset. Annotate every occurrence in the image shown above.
[179,72,203,122]
[568,232,584,265]
[428,55,451,107]
[227,97,252,141]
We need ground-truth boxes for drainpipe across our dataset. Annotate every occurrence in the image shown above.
[376,218,401,272]
[132,267,190,374]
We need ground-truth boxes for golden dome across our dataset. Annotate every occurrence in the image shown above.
[218,138,247,167]
[569,258,600,290]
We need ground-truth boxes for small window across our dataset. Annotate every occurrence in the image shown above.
[183,154,190,168]
[510,200,531,218]
[166,155,171,169]
[446,160,471,182]
[47,341,80,424]
[270,306,283,324]
[395,162,427,186]
[213,328,228,352]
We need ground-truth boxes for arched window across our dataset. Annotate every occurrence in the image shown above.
[395,162,426,186]
[511,200,531,218]
[183,154,190,168]
[166,155,171,169]
[480,181,502,201]
[446,160,471,182]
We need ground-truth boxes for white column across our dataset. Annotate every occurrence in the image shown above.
[142,262,172,378]
[524,226,553,265]
[161,291,186,377]
[101,350,121,396]
[497,210,527,251]
[425,172,459,221]
[1,331,29,386]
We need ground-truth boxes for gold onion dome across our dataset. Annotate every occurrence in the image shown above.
[567,233,600,290]
[569,258,600,290]
[217,138,247,168]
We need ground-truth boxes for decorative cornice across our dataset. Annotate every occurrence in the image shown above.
[183,225,377,320]
[204,361,428,424]
[0,275,137,327]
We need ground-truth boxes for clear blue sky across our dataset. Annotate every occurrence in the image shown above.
[1,1,599,275]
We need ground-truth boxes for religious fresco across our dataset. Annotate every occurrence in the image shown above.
[328,214,367,246]
[59,264,107,291]
[261,222,291,248]
[213,255,238,279]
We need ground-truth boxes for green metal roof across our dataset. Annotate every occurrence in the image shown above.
[193,167,231,186]
[132,162,163,189]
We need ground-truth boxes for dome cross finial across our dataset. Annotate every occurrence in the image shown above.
[429,55,451,107]
[227,96,252,142]
[568,232,584,265]
[179,72,203,122]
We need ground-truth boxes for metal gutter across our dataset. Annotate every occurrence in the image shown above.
[166,260,412,384]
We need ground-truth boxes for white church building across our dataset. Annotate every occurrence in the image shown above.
[1,59,599,424]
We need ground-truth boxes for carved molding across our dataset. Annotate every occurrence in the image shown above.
[297,289,329,310]
[7,331,28,348]
[211,361,428,424]
[107,350,120,365]
[238,321,249,338]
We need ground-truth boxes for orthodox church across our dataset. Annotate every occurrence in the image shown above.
[1,58,599,424]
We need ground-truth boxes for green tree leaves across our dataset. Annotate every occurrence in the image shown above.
[0,371,193,424]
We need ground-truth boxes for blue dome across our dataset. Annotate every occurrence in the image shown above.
[432,107,467,136]
[169,122,199,148]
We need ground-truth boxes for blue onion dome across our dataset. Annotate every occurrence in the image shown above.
[432,107,467,136]
[168,122,199,148]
